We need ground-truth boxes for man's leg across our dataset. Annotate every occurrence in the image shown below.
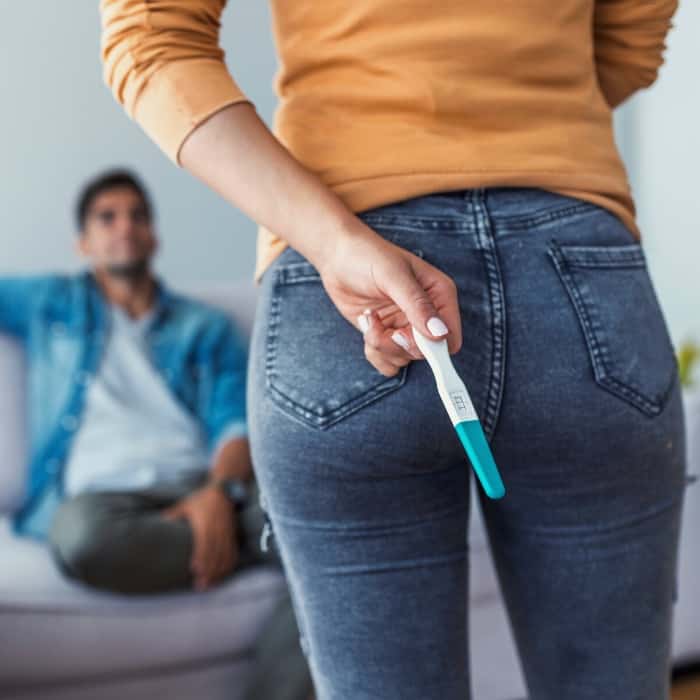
[49,479,314,697]
[235,479,282,569]
[48,487,195,594]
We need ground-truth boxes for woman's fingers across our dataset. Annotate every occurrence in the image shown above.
[357,308,417,376]
[372,253,448,346]
[409,255,463,356]
[366,344,410,377]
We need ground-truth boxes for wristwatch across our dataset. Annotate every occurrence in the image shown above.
[209,477,251,511]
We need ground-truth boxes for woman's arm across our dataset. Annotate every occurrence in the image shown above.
[179,101,362,273]
[594,0,679,109]
[99,0,461,372]
[99,0,359,268]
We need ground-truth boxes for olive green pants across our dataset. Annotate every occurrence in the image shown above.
[48,476,313,700]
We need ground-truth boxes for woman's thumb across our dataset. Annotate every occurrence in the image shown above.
[387,269,449,340]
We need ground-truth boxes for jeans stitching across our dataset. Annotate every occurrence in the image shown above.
[266,374,407,430]
[470,190,507,443]
[546,240,673,417]
[264,266,409,430]
[492,201,599,230]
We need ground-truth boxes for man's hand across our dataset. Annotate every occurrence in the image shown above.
[162,485,238,591]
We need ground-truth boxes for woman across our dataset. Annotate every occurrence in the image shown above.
[99,1,689,697]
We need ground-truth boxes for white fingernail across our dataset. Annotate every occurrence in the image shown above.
[391,331,411,351]
[427,316,448,337]
[357,314,370,333]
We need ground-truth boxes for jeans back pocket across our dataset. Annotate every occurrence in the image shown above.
[547,239,678,417]
[265,242,424,430]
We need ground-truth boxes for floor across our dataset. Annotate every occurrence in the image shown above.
[672,667,700,699]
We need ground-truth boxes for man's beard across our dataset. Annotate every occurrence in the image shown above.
[105,257,150,281]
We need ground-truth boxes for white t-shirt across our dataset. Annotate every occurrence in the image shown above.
[63,303,210,497]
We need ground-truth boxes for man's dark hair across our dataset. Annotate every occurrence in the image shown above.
[75,168,154,233]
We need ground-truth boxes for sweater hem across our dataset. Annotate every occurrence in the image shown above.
[252,168,637,285]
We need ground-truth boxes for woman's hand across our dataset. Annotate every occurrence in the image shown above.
[173,101,460,374]
[316,224,462,377]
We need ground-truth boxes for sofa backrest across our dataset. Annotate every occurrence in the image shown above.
[175,280,259,342]
[0,279,258,516]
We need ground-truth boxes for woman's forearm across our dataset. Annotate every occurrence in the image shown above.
[179,102,362,268]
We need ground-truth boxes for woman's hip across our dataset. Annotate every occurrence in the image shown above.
[247,186,685,501]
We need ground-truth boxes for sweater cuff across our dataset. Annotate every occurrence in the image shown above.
[130,57,255,167]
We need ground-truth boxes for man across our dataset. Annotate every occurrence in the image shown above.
[0,168,313,700]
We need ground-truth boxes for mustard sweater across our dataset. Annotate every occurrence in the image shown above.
[99,0,678,284]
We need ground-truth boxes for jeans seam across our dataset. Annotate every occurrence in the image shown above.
[493,201,599,230]
[266,372,407,430]
[469,189,507,443]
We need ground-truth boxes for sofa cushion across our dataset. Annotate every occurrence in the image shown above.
[0,335,28,515]
[0,519,288,686]
[0,486,498,688]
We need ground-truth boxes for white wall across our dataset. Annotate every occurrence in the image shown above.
[0,2,696,346]
[622,0,699,349]
[0,1,277,283]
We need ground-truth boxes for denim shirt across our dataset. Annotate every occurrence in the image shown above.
[0,270,249,538]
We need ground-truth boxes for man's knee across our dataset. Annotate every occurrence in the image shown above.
[48,493,113,583]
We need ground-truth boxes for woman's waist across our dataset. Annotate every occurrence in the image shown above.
[273,104,629,197]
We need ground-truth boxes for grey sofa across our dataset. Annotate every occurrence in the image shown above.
[0,280,289,700]
[1,277,698,699]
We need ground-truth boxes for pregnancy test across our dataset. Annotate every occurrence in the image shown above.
[411,326,505,499]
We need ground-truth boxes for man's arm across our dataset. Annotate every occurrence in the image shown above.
[162,435,250,591]
[205,434,252,484]
[0,276,52,339]
[162,437,248,590]
[162,315,252,590]
[594,0,679,110]
[200,315,250,464]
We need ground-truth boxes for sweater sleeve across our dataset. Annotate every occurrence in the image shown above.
[99,0,254,167]
[593,0,679,110]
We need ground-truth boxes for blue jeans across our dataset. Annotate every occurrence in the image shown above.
[247,187,690,699]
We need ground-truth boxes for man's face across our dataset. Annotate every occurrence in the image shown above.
[77,187,157,277]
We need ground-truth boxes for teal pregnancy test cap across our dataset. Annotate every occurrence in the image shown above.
[455,419,505,499]
[411,325,506,499]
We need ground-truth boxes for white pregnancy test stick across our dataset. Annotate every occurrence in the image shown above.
[411,326,505,499]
